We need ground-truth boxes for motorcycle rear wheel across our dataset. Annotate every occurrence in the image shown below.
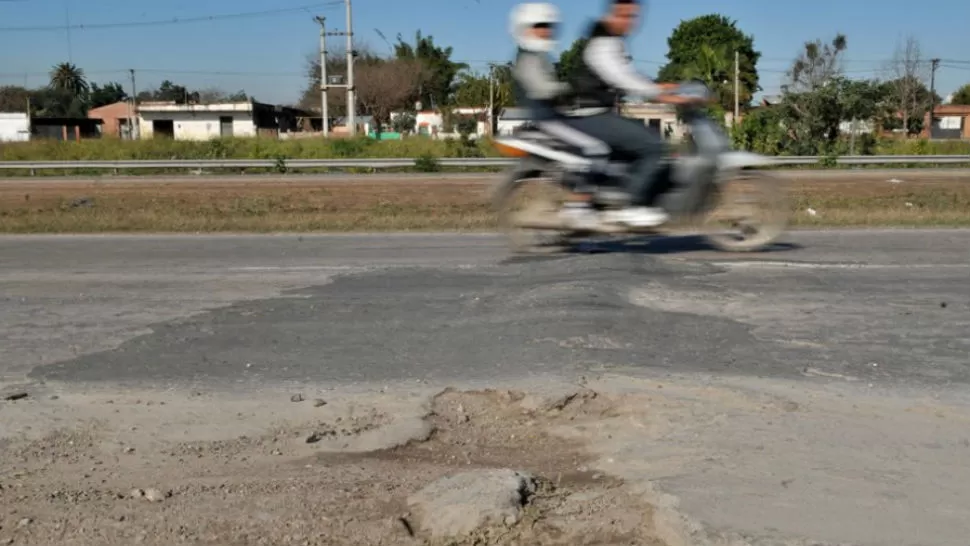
[495,175,573,254]
[701,170,790,252]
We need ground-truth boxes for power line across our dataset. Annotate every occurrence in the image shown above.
[0,2,342,32]
[0,68,306,79]
[137,68,306,77]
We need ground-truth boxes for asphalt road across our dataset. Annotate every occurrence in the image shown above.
[1,229,967,387]
[4,229,970,546]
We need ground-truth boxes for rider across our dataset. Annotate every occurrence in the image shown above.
[565,0,700,227]
[508,2,607,229]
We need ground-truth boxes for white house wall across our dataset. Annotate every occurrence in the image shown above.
[0,113,30,142]
[138,111,256,140]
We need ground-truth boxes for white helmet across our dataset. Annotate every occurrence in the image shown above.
[509,3,560,53]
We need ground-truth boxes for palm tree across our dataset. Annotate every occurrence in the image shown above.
[49,62,89,98]
[680,44,731,88]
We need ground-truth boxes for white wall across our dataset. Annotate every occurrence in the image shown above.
[138,111,256,140]
[0,113,30,142]
[496,120,529,136]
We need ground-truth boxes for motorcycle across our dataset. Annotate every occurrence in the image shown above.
[488,82,790,254]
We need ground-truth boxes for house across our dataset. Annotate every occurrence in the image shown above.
[760,95,783,107]
[30,117,102,140]
[415,110,444,136]
[88,101,136,139]
[137,100,312,140]
[924,104,970,139]
[330,115,374,136]
[410,108,487,139]
[495,107,532,136]
[620,102,683,140]
[0,112,30,142]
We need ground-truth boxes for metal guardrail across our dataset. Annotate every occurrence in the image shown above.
[0,155,968,171]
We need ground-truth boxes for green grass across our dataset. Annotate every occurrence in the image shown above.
[0,136,498,161]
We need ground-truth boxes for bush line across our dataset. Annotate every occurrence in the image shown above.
[2,136,969,163]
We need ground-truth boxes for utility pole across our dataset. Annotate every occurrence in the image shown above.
[26,95,32,139]
[733,50,740,124]
[129,69,139,140]
[928,58,940,139]
[316,8,354,136]
[345,0,356,136]
[488,64,494,137]
[314,16,330,136]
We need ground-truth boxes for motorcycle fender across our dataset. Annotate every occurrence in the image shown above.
[488,157,546,211]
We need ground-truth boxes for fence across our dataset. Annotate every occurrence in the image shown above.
[0,155,969,172]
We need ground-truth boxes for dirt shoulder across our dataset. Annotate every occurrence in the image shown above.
[1,173,968,232]
[5,373,970,546]
[0,382,666,546]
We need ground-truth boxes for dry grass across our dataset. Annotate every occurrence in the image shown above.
[789,178,970,227]
[1,175,968,233]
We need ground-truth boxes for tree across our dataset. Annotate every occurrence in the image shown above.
[884,37,930,134]
[29,87,86,118]
[452,68,512,108]
[785,34,847,92]
[733,106,786,155]
[354,59,426,138]
[391,111,416,134]
[394,31,467,108]
[556,38,588,83]
[678,43,731,91]
[48,62,89,99]
[778,75,887,155]
[952,83,970,105]
[0,86,31,113]
[138,80,197,104]
[197,87,249,103]
[298,47,382,117]
[456,117,477,139]
[880,77,940,134]
[657,14,761,111]
[88,82,128,108]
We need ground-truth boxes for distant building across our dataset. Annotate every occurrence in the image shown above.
[0,112,30,142]
[136,100,312,140]
[925,104,970,139]
[88,101,136,139]
[330,115,374,136]
[30,117,102,140]
[495,107,532,136]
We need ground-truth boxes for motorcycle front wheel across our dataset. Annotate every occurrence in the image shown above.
[700,170,791,252]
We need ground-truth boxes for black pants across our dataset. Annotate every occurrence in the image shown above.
[560,112,664,206]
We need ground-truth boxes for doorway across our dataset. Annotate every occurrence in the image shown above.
[153,120,174,138]
[220,116,233,137]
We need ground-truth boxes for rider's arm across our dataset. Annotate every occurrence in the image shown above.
[514,54,570,100]
[583,35,662,100]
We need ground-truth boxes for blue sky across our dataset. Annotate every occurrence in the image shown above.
[1,0,969,105]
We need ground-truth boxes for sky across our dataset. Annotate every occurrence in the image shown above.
[1,0,969,105]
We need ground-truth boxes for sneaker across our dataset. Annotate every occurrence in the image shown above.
[558,202,600,230]
[604,206,669,227]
